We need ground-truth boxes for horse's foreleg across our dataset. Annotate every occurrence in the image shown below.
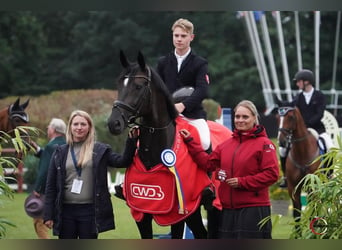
[184,207,208,239]
[171,221,184,239]
[136,214,153,239]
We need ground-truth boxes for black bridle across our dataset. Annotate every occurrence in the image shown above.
[112,66,152,127]
[112,66,172,133]
[278,106,310,145]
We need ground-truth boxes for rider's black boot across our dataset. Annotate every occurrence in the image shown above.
[279,156,287,188]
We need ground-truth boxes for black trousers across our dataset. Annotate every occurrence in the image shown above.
[59,203,97,239]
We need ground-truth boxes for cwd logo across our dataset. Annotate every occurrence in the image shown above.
[130,183,165,200]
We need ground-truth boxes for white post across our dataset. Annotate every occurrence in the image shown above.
[294,11,303,71]
[260,12,281,100]
[274,11,292,101]
[314,11,320,90]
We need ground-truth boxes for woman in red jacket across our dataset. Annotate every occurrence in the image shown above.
[180,100,279,239]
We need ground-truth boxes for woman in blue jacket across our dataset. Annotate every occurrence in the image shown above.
[43,110,138,239]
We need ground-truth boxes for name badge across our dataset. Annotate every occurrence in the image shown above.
[71,179,83,194]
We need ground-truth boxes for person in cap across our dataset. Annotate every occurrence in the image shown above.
[278,69,334,188]
[28,118,67,239]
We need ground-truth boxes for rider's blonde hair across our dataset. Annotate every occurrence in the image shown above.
[172,18,194,35]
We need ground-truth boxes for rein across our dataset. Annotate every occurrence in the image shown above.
[288,147,320,174]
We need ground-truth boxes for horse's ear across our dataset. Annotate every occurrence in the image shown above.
[119,50,129,68]
[137,51,146,70]
[13,98,20,109]
[21,99,30,110]
[275,96,282,106]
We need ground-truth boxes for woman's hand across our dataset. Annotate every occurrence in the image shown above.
[179,129,191,138]
[226,177,239,188]
[129,126,139,138]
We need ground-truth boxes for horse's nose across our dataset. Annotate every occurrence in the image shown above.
[107,118,125,135]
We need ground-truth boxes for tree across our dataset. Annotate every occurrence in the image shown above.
[0,11,48,97]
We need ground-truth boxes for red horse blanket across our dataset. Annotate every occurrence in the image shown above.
[124,116,212,226]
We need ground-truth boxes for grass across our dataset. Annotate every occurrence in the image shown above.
[1,192,292,239]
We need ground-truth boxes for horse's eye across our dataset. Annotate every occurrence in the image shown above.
[135,84,143,90]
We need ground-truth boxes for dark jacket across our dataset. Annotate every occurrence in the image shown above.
[43,138,137,236]
[156,50,209,119]
[33,136,66,194]
[185,125,279,209]
[292,90,326,133]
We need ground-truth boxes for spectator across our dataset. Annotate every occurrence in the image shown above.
[43,110,138,239]
[29,118,66,239]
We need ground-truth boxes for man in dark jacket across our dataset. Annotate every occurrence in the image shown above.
[30,118,66,238]
[157,18,211,152]
[278,69,334,188]
[157,17,218,239]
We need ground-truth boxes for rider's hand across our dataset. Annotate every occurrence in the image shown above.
[175,103,185,114]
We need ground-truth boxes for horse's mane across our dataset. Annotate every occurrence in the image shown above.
[149,66,178,120]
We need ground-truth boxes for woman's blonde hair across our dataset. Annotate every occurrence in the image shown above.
[234,100,260,125]
[66,110,95,167]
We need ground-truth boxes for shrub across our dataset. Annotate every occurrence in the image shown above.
[290,138,342,239]
[0,126,38,238]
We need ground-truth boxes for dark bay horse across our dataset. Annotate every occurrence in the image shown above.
[107,51,215,239]
[0,98,30,134]
[277,104,321,235]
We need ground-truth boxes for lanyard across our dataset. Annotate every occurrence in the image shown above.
[70,146,82,177]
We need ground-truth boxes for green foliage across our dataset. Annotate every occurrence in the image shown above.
[269,184,290,200]
[0,126,38,238]
[202,98,221,121]
[22,154,39,189]
[290,138,342,239]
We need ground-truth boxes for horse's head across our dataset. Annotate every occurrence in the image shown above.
[0,98,30,133]
[107,51,153,135]
[276,100,297,148]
